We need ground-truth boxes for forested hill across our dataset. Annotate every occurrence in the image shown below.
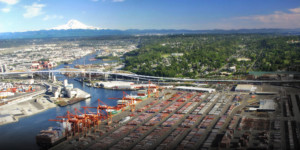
[123,34,300,78]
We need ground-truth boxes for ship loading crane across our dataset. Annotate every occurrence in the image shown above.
[75,107,107,136]
[109,91,138,112]
[147,80,161,98]
[155,85,165,98]
[95,99,120,125]
[73,108,89,137]
[97,99,119,110]
[55,111,83,137]
[43,83,164,148]
[48,101,109,139]
[81,107,102,133]
[40,94,142,149]
[81,99,112,126]
[148,80,151,98]
[123,91,137,112]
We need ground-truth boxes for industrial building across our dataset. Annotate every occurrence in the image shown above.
[95,81,134,89]
[174,86,216,93]
[257,99,276,111]
[235,84,256,92]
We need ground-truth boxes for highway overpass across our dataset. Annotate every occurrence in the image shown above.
[1,69,300,83]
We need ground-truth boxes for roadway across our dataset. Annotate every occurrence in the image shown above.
[1,69,300,83]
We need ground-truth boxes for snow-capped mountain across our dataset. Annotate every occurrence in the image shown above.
[51,19,100,30]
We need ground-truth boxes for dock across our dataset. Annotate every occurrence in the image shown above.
[37,84,300,150]
[50,90,232,150]
[55,88,91,107]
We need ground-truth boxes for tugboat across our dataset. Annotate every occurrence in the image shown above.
[85,83,92,87]
[64,61,72,65]
[89,58,97,61]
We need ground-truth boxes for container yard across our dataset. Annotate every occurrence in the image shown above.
[34,84,300,150]
[0,82,40,105]
[0,83,49,125]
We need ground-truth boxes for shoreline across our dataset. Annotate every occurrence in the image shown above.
[0,96,56,126]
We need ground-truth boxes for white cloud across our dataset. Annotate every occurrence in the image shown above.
[91,0,99,2]
[112,0,124,2]
[0,0,19,5]
[234,7,300,28]
[1,7,10,13]
[43,15,63,21]
[289,7,300,13]
[23,3,45,18]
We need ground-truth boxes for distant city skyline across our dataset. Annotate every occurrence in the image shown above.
[0,0,300,33]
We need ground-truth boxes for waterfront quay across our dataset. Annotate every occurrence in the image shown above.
[50,84,300,150]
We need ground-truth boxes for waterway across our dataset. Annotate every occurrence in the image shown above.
[0,53,133,150]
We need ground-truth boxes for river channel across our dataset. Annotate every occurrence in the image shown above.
[0,53,133,150]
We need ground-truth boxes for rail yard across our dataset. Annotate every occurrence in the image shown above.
[35,83,300,150]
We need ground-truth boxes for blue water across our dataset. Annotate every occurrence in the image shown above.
[0,53,131,150]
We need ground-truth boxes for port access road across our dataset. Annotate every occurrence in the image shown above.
[1,69,299,83]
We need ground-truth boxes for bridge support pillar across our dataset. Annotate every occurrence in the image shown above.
[89,72,91,81]
[104,74,108,81]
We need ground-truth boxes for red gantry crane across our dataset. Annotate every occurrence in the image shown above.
[47,96,133,137]
[147,80,160,98]
[108,91,136,112]
[50,106,108,138]
[81,99,111,127]
[54,111,80,136]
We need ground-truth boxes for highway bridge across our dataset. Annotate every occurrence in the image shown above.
[1,68,300,83]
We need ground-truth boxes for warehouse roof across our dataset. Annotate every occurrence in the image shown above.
[257,99,275,111]
[174,86,216,93]
[235,84,256,92]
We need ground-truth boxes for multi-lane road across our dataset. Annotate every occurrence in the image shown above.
[1,69,300,83]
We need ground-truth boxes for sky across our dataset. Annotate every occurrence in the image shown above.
[0,0,300,32]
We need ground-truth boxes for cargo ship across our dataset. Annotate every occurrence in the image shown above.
[36,98,137,148]
[89,58,97,61]
[36,126,69,149]
[125,94,147,101]
[64,61,72,65]
[106,109,122,115]
[123,90,149,101]
[36,106,109,149]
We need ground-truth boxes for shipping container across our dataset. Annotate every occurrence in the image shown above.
[161,114,185,127]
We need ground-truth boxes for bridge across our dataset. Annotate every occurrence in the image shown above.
[1,68,300,83]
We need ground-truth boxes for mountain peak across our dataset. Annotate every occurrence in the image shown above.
[51,19,100,30]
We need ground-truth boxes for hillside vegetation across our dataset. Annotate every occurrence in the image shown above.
[124,34,300,78]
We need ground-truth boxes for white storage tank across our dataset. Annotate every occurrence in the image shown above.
[67,89,77,98]
[63,79,68,87]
